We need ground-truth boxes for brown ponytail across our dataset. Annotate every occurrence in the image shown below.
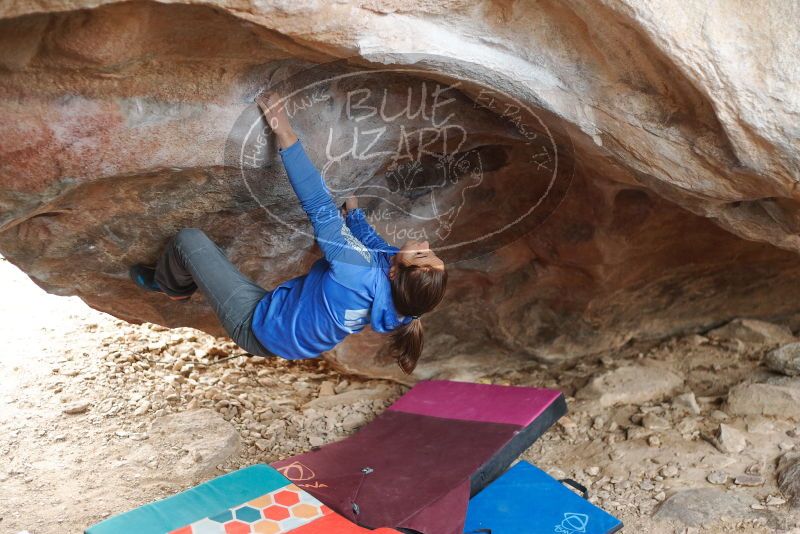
[386,263,448,374]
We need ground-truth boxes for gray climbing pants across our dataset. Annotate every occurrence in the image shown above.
[154,228,274,357]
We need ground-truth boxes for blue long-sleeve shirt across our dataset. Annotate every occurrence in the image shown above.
[250,138,412,359]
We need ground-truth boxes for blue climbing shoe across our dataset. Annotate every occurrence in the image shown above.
[129,264,190,301]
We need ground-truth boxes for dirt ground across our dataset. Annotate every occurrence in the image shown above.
[1,254,799,534]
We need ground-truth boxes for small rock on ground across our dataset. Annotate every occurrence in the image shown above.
[673,392,701,415]
[642,413,670,431]
[706,471,728,485]
[734,474,765,487]
[303,388,388,410]
[62,401,90,414]
[713,423,747,454]
[317,381,336,397]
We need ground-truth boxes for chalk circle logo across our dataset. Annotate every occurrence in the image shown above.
[554,512,589,534]
[224,56,574,265]
[276,461,316,482]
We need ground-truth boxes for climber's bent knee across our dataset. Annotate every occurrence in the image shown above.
[175,227,206,244]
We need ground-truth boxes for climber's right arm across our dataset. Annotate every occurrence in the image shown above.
[278,139,372,268]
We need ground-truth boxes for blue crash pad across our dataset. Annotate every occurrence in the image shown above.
[464,461,623,534]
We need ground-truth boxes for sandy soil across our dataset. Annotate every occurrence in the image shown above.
[1,255,798,534]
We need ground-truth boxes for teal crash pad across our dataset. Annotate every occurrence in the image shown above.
[86,464,288,534]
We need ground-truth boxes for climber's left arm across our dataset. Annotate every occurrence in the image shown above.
[344,204,393,252]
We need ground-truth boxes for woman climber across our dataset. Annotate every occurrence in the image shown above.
[129,91,447,374]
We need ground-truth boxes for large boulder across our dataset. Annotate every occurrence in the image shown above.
[1,1,800,378]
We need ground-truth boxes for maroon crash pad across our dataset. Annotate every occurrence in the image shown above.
[271,380,566,534]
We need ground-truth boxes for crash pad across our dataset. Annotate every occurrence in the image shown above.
[85,464,400,534]
[272,380,566,534]
[463,461,623,534]
[85,380,566,534]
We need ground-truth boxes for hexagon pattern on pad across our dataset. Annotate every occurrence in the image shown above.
[168,484,331,534]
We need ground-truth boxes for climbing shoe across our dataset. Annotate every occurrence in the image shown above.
[129,264,191,301]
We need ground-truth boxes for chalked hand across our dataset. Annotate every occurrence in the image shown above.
[255,91,297,149]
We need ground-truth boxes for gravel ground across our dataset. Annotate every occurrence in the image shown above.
[1,255,799,534]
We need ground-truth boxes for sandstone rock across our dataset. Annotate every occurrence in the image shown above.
[577,365,683,407]
[132,401,151,416]
[654,488,759,527]
[558,417,577,431]
[745,417,776,434]
[642,413,670,431]
[342,413,367,432]
[62,402,90,415]
[712,424,747,454]
[766,343,800,376]
[3,1,800,378]
[317,381,336,397]
[777,452,800,507]
[706,471,728,485]
[626,426,652,441]
[302,388,388,410]
[673,392,701,415]
[707,319,795,346]
[733,474,765,487]
[146,409,240,479]
[709,410,729,422]
[727,378,800,420]
[659,465,679,478]
[766,496,787,508]
[591,416,605,430]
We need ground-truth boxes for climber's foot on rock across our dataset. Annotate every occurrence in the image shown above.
[255,91,297,149]
[129,264,191,301]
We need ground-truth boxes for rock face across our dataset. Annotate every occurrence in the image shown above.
[1,1,800,378]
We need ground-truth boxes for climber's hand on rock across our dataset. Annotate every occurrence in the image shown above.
[255,90,278,116]
[340,197,357,217]
[255,90,297,149]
